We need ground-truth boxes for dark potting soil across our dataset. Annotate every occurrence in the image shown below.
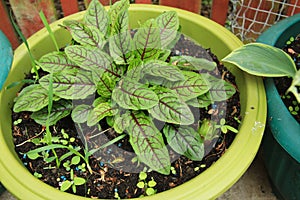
[275,35,300,123]
[12,35,241,199]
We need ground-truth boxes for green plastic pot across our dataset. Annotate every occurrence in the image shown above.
[0,4,266,200]
[257,13,300,200]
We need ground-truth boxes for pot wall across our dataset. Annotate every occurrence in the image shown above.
[257,13,300,200]
[0,4,266,200]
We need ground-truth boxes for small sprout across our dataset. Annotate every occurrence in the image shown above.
[69,137,75,143]
[71,156,81,165]
[34,172,42,178]
[13,118,22,126]
[148,178,157,187]
[170,166,176,175]
[139,172,147,180]
[146,188,156,196]
[60,169,86,193]
[194,167,200,171]
[137,181,145,189]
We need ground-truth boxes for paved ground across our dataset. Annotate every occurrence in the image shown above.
[0,148,277,200]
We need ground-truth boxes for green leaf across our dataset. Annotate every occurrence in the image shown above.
[142,60,185,81]
[38,52,79,73]
[73,177,86,185]
[146,188,156,196]
[127,111,170,175]
[137,182,145,189]
[170,55,216,71]
[133,19,161,61]
[126,59,143,80]
[168,71,210,101]
[109,30,133,64]
[149,87,194,125]
[71,156,81,165]
[222,43,297,77]
[163,125,204,161]
[109,0,130,34]
[87,102,118,126]
[113,113,129,134]
[148,180,157,187]
[203,74,236,102]
[13,84,57,113]
[156,11,179,49]
[71,104,92,124]
[63,20,105,48]
[39,69,96,100]
[65,45,121,79]
[139,172,147,180]
[84,0,109,37]
[31,100,72,126]
[186,95,212,108]
[27,152,40,160]
[60,180,72,191]
[110,7,129,34]
[92,64,122,98]
[112,78,159,110]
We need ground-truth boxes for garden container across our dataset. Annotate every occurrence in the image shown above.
[257,13,300,200]
[0,4,266,200]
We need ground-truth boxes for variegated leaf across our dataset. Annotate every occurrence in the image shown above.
[170,55,216,71]
[65,45,121,79]
[109,31,133,64]
[38,52,79,73]
[142,60,185,81]
[13,84,59,112]
[109,0,130,35]
[39,69,96,100]
[204,74,236,101]
[112,78,158,110]
[163,125,204,161]
[92,70,118,98]
[87,102,118,126]
[84,0,110,36]
[186,94,212,108]
[31,100,72,126]
[63,20,105,48]
[127,111,170,175]
[156,11,179,49]
[133,19,161,61]
[149,87,194,125]
[168,71,210,101]
[71,104,92,123]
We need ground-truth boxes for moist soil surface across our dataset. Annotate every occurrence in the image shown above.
[275,35,300,123]
[12,35,241,199]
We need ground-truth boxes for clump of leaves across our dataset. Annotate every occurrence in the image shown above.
[137,172,157,197]
[13,0,236,175]
[60,169,86,193]
[222,43,300,103]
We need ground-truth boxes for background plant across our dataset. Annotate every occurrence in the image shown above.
[222,43,299,103]
[13,0,236,175]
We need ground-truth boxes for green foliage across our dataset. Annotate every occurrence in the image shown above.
[137,172,157,197]
[222,43,299,102]
[13,0,236,175]
[60,169,86,193]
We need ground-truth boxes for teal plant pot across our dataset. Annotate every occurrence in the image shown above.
[0,30,13,90]
[257,13,300,200]
[0,30,13,196]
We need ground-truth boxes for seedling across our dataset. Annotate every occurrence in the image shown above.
[137,172,157,197]
[60,169,86,193]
